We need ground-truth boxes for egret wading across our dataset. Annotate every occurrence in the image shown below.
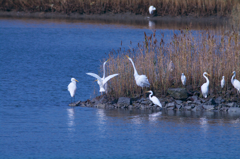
[126,55,150,92]
[221,76,225,88]
[146,90,162,107]
[181,73,186,86]
[68,78,78,103]
[201,72,210,98]
[231,71,240,94]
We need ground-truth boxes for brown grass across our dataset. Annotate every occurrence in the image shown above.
[104,28,240,99]
[0,0,239,17]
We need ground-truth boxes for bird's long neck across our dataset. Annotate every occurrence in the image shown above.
[231,73,235,84]
[203,74,209,85]
[103,62,106,78]
[149,92,153,99]
[129,58,138,76]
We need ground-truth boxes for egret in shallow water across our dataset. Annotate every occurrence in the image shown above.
[231,71,240,94]
[68,78,78,103]
[149,6,156,15]
[86,68,119,94]
[221,76,225,88]
[181,73,186,86]
[96,59,109,93]
[146,90,162,107]
[201,72,210,98]
[126,55,150,88]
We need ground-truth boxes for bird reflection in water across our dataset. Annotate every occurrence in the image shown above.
[67,108,75,133]
[200,117,208,133]
[96,109,107,134]
[149,111,162,122]
[148,20,155,29]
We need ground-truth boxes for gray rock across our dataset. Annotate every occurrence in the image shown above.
[226,102,236,107]
[166,102,175,107]
[184,106,192,111]
[195,105,203,111]
[117,97,131,107]
[193,100,202,105]
[188,95,198,102]
[228,107,240,113]
[203,105,215,110]
[175,100,183,105]
[215,97,223,104]
[205,98,216,105]
[167,88,188,100]
[128,105,133,109]
[176,104,182,109]
[97,103,106,109]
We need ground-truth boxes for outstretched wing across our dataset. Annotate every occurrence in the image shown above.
[86,73,102,81]
[103,74,119,85]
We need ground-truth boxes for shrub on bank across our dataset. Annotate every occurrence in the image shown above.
[104,29,240,98]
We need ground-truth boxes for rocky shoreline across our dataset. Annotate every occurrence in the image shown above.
[70,88,240,114]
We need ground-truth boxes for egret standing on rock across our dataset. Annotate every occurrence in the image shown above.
[201,72,210,98]
[181,73,186,86]
[231,71,240,94]
[68,78,78,103]
[149,6,156,15]
[146,91,162,107]
[221,76,225,88]
[126,55,150,89]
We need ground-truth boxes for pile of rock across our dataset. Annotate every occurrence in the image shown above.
[70,88,240,113]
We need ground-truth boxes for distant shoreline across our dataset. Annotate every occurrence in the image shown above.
[0,11,230,25]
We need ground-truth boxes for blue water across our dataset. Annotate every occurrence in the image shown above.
[1,18,240,159]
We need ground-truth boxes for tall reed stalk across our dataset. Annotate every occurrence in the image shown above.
[104,29,240,99]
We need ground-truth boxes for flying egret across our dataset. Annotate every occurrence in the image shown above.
[201,72,210,98]
[181,73,186,86]
[221,76,225,88]
[149,6,156,15]
[146,90,162,107]
[126,55,150,88]
[86,70,118,94]
[231,71,240,94]
[96,59,109,93]
[68,78,78,103]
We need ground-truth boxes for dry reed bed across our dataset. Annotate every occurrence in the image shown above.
[104,29,240,98]
[0,0,238,17]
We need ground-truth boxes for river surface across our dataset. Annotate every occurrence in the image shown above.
[1,18,240,159]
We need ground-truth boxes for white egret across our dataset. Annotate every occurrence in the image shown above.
[221,76,225,88]
[231,71,240,94]
[126,55,150,88]
[201,72,210,98]
[96,59,109,93]
[146,90,162,107]
[68,78,78,103]
[181,73,186,86]
[86,71,118,94]
[149,6,156,15]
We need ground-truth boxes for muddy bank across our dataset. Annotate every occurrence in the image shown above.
[71,88,240,114]
[0,11,229,27]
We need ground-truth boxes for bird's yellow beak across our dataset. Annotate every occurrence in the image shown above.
[232,72,234,75]
[106,59,109,62]
[95,79,98,82]
[146,91,150,93]
[207,73,210,77]
[125,55,130,58]
[75,79,79,82]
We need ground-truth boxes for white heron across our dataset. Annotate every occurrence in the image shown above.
[146,90,162,107]
[149,6,156,15]
[126,55,150,88]
[181,73,186,86]
[221,76,225,88]
[231,71,240,94]
[201,72,210,98]
[68,78,78,103]
[96,59,109,93]
[86,68,119,94]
